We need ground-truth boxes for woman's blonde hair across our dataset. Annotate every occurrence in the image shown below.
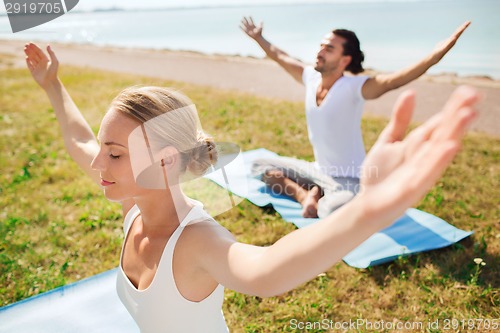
[110,86,217,176]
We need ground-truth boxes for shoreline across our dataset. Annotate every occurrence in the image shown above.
[2,37,499,84]
[1,38,499,136]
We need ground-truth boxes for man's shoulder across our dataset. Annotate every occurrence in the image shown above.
[343,74,370,83]
[329,74,370,102]
[302,66,320,85]
[341,74,370,92]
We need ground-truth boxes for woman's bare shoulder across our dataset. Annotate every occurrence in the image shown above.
[179,218,237,258]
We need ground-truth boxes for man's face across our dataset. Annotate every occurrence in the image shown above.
[314,33,351,74]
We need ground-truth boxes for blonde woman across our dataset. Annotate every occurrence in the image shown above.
[25,43,479,333]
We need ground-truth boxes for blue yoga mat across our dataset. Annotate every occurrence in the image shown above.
[205,148,473,268]
[0,269,138,333]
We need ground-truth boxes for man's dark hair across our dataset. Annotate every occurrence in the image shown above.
[332,29,365,74]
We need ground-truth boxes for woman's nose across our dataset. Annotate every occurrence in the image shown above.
[90,151,104,171]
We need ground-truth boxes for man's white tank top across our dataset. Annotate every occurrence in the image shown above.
[116,203,229,333]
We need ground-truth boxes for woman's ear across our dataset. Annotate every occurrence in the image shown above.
[160,157,173,167]
[158,146,179,169]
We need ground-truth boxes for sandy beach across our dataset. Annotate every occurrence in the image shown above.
[1,39,498,136]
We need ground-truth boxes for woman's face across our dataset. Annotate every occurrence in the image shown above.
[91,109,149,202]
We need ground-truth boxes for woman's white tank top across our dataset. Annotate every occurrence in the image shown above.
[116,204,229,333]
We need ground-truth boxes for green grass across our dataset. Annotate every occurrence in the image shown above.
[1,59,498,332]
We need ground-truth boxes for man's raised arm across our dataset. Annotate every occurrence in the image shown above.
[240,16,305,83]
[362,21,471,100]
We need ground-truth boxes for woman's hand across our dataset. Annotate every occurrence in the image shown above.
[24,43,59,89]
[359,86,479,220]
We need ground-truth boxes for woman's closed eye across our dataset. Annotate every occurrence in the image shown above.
[109,154,121,159]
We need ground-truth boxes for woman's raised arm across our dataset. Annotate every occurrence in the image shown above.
[196,86,479,297]
[25,43,101,185]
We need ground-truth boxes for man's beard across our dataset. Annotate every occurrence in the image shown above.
[314,57,325,72]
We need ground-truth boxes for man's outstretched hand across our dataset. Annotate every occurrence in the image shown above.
[431,21,471,65]
[240,16,263,41]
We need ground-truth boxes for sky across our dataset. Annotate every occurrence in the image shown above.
[74,0,417,11]
[76,0,322,10]
[82,0,441,11]
[0,0,426,13]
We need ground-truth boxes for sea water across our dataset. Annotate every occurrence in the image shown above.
[1,0,499,78]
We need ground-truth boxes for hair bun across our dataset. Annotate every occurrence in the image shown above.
[186,132,218,176]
